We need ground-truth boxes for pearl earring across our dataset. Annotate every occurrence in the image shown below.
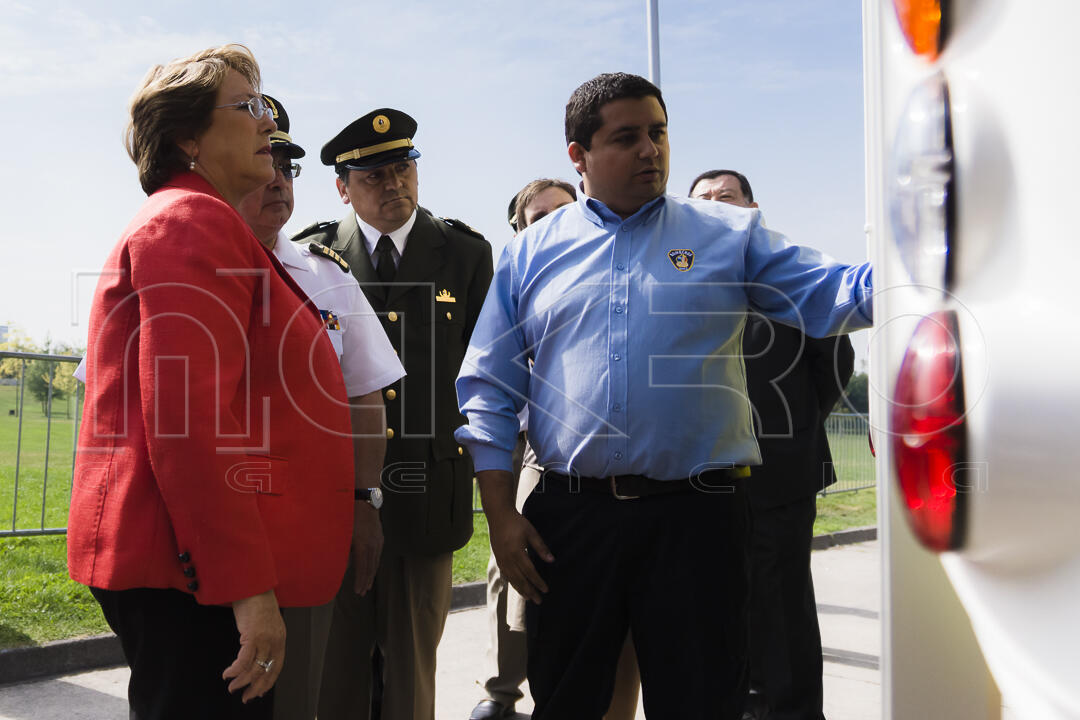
[189,156,196,170]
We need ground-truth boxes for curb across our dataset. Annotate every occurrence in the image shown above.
[0,531,875,686]
[0,581,491,686]
[449,580,486,612]
[811,526,877,550]
[0,634,125,687]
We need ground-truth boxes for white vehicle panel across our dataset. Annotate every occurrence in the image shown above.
[870,0,1080,717]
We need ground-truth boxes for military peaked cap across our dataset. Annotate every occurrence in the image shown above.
[263,95,305,159]
[321,108,421,171]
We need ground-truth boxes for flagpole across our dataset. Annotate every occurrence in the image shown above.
[647,0,661,87]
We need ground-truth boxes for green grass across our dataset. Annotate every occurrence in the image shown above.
[814,489,876,535]
[453,513,489,585]
[0,384,80,533]
[0,536,110,648]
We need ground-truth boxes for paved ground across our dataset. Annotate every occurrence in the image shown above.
[0,541,882,719]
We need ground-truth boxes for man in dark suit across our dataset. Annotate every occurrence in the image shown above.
[690,169,855,720]
[296,108,493,720]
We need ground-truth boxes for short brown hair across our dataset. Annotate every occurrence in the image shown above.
[125,44,262,195]
[514,178,577,230]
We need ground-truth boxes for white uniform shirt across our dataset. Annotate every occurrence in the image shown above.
[275,232,405,397]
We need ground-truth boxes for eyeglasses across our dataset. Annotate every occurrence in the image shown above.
[215,95,272,120]
[274,161,301,179]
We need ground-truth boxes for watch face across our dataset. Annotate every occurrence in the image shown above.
[369,487,384,509]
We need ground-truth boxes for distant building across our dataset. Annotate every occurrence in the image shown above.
[0,325,8,344]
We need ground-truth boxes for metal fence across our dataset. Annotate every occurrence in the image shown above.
[0,351,83,538]
[822,412,876,495]
[0,349,875,535]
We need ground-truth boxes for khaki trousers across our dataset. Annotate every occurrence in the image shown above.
[478,436,537,708]
[273,602,335,720]
[318,550,453,720]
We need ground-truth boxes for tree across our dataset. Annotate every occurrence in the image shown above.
[835,371,869,414]
[0,328,40,379]
[26,358,66,415]
[0,330,83,417]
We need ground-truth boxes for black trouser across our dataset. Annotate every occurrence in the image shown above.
[523,475,751,720]
[746,496,824,720]
[91,587,273,720]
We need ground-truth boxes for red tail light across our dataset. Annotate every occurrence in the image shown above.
[891,310,967,551]
[892,0,946,59]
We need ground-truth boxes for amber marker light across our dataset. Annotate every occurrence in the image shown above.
[893,0,945,59]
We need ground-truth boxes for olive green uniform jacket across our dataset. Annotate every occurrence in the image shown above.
[294,208,493,555]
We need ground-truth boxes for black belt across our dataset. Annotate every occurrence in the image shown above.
[546,467,750,500]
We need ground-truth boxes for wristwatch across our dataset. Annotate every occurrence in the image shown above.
[355,487,384,509]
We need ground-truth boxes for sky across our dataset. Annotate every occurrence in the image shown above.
[0,0,868,367]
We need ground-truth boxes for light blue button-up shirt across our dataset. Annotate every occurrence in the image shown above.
[455,192,872,480]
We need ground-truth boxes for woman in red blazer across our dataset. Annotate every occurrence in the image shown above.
[68,44,355,718]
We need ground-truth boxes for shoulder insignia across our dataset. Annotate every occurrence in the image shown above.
[440,217,485,240]
[308,243,351,273]
[291,220,338,243]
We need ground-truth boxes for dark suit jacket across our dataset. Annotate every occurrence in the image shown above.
[743,315,855,509]
[294,208,493,555]
[69,172,355,608]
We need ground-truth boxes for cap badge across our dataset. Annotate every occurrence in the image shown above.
[435,289,457,303]
[373,115,391,134]
[668,249,695,272]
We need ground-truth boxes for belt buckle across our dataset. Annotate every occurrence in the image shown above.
[610,476,640,501]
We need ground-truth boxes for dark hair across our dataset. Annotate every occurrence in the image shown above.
[688,169,754,202]
[125,44,262,196]
[513,178,577,231]
[564,72,667,150]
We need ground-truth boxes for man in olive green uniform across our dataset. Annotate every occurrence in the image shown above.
[295,108,493,720]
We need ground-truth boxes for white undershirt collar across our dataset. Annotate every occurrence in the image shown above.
[355,209,417,268]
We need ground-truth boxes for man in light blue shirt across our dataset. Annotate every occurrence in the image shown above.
[455,73,872,720]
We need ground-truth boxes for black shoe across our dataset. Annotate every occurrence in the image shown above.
[742,692,769,720]
[469,699,515,720]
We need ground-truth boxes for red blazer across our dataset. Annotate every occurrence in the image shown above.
[68,172,355,608]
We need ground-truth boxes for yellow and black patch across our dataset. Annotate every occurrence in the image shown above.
[309,243,351,273]
[668,249,694,272]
